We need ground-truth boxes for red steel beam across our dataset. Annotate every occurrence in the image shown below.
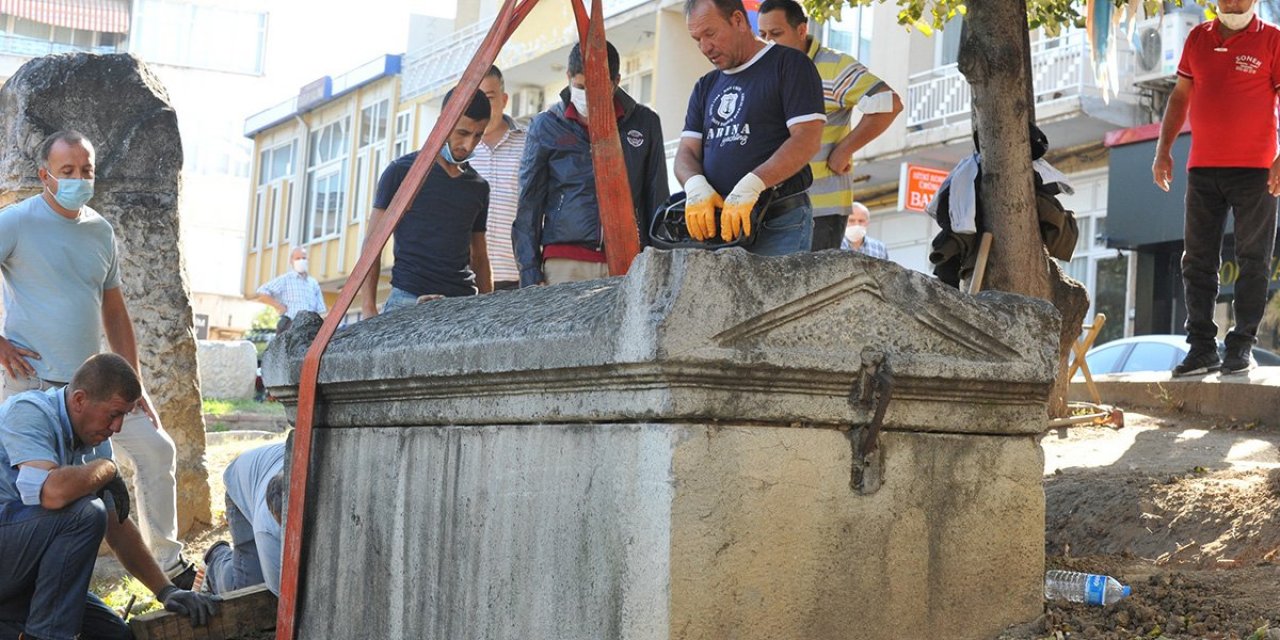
[274,0,633,635]
[572,0,641,275]
[272,0,536,637]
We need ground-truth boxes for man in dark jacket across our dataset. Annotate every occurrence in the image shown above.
[513,41,669,287]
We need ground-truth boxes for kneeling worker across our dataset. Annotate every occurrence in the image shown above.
[202,441,285,596]
[0,353,215,640]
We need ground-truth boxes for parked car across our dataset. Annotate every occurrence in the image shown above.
[1076,335,1280,377]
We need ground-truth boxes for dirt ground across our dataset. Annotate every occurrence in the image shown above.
[1000,409,1280,639]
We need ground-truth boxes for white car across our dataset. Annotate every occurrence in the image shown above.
[1077,335,1280,377]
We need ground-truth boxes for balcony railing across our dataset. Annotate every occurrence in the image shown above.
[906,33,1121,131]
[402,0,655,101]
[0,33,119,58]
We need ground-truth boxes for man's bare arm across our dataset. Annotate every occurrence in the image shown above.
[674,137,706,187]
[21,459,116,510]
[751,120,824,188]
[470,233,493,294]
[1153,76,1193,192]
[361,207,387,317]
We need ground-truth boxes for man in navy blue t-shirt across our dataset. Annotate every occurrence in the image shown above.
[361,88,494,317]
[675,0,825,255]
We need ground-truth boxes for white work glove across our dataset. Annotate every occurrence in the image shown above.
[721,172,767,242]
[682,174,723,241]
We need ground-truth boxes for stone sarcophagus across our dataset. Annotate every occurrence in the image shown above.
[264,249,1058,640]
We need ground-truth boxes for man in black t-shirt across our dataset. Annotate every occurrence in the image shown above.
[361,88,494,317]
[676,0,825,255]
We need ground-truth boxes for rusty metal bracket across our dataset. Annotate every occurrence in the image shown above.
[847,351,893,494]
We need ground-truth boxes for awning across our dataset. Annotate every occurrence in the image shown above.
[0,0,131,34]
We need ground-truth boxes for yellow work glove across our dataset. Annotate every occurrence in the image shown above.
[721,172,766,242]
[682,174,723,241]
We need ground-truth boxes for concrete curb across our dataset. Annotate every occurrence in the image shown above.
[1070,366,1280,425]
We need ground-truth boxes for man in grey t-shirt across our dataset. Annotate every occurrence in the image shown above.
[0,130,195,587]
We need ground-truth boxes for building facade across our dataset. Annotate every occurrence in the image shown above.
[243,0,1278,347]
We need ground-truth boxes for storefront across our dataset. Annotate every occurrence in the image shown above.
[1106,125,1280,337]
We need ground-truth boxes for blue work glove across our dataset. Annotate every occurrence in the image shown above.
[158,585,218,626]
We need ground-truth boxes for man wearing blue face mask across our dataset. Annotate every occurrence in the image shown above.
[361,88,494,317]
[0,130,198,590]
[513,41,669,287]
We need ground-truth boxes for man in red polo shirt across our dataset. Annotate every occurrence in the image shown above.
[1153,0,1280,376]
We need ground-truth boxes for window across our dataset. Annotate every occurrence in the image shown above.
[1121,343,1181,372]
[354,101,389,221]
[131,0,267,75]
[620,56,655,106]
[250,191,264,250]
[253,141,296,248]
[393,110,413,158]
[303,118,350,243]
[936,15,963,67]
[307,168,347,241]
[820,4,873,62]
[1084,345,1128,376]
[0,14,122,56]
[359,100,390,148]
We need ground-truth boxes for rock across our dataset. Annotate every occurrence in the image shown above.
[266,249,1061,640]
[197,340,257,400]
[0,53,211,532]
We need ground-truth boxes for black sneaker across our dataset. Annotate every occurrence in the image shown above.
[1222,345,1256,375]
[169,557,198,590]
[1173,346,1221,377]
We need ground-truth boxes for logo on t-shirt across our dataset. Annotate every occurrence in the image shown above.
[1236,54,1262,74]
[711,86,745,126]
[626,129,644,147]
[707,85,751,147]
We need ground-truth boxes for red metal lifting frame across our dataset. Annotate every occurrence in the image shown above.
[274,0,638,636]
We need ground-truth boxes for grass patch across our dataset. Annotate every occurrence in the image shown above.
[201,398,285,417]
[94,575,160,620]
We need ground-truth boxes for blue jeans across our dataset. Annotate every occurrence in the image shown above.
[0,498,132,640]
[381,286,421,314]
[747,201,814,256]
[202,494,263,595]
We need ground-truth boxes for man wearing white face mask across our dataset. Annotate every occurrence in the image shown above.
[513,41,668,287]
[1153,0,1280,377]
[0,130,198,588]
[840,202,888,259]
[255,247,326,331]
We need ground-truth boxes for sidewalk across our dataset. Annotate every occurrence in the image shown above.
[1069,365,1280,425]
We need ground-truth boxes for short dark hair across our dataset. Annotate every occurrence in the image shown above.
[684,0,747,20]
[567,41,621,80]
[69,353,141,404]
[442,87,492,122]
[37,130,90,168]
[758,0,807,27]
[266,471,286,523]
[484,65,505,90]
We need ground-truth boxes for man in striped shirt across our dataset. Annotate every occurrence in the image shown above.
[470,66,526,291]
[758,0,903,251]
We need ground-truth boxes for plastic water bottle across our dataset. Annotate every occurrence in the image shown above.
[1044,570,1131,605]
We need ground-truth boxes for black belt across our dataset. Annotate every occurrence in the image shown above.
[764,191,810,219]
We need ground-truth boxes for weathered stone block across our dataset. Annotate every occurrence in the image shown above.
[266,248,1058,639]
[0,53,211,531]
[197,340,257,400]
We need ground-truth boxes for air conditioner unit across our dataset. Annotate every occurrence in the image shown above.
[1132,13,1200,83]
[510,87,545,120]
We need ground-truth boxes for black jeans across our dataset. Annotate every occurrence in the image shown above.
[810,214,849,251]
[1183,168,1278,349]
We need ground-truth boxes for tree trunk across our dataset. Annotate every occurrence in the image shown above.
[958,0,1089,417]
